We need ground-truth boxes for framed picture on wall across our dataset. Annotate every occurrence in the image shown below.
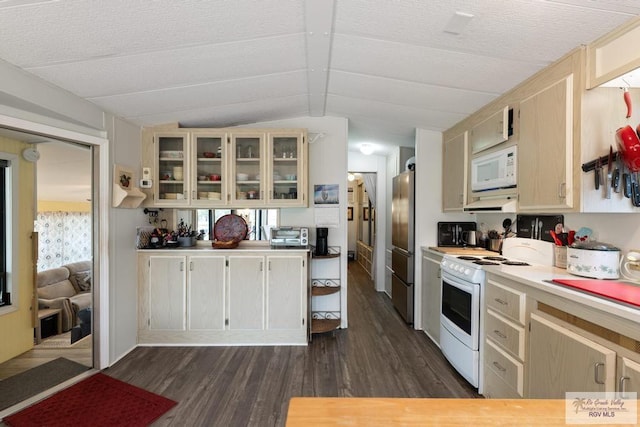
[363,207,369,221]
[347,207,353,221]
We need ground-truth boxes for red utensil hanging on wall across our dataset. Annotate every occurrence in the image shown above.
[624,87,632,118]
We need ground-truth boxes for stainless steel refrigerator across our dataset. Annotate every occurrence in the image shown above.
[391,170,415,324]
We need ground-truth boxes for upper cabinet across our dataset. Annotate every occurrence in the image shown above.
[155,132,190,205]
[587,17,640,89]
[470,106,512,154]
[442,131,467,211]
[518,75,575,211]
[144,127,308,208]
[267,132,306,206]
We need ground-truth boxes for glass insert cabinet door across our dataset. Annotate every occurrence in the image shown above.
[231,133,264,204]
[192,132,227,205]
[155,133,188,203]
[268,133,304,205]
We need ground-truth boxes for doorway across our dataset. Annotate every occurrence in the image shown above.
[347,172,376,280]
[0,134,95,398]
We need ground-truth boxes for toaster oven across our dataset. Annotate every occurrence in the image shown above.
[270,227,309,248]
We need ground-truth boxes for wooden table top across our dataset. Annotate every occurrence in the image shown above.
[286,397,639,426]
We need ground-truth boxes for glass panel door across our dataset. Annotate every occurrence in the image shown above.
[269,134,302,205]
[193,133,226,205]
[156,133,188,204]
[231,134,264,205]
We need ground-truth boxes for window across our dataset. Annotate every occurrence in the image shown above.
[196,209,278,241]
[0,157,12,307]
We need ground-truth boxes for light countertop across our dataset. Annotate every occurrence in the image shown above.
[138,241,310,253]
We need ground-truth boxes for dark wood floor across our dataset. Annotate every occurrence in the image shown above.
[104,260,478,426]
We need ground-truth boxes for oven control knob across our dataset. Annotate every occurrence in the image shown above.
[464,268,471,275]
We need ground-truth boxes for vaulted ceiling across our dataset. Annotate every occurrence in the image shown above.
[1,0,639,154]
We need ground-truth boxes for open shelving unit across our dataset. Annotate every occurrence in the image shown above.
[309,246,341,336]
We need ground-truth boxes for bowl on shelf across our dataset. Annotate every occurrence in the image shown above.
[159,151,183,159]
[208,191,221,200]
[202,152,215,158]
[164,193,178,199]
[210,174,221,181]
[285,174,297,180]
[198,175,207,181]
[198,192,208,199]
[236,173,249,181]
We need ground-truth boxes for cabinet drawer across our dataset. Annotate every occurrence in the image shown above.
[483,363,522,399]
[485,339,524,396]
[486,280,525,323]
[486,309,525,359]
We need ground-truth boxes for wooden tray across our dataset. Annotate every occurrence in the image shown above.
[214,214,248,243]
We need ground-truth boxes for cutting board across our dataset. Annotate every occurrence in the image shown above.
[429,247,497,257]
[551,278,640,307]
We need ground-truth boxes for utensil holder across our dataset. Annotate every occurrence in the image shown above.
[554,246,567,268]
[488,238,502,253]
[178,236,196,247]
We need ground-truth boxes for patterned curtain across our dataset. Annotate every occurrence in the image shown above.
[35,212,91,271]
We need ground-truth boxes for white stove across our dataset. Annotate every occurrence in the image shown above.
[439,238,554,391]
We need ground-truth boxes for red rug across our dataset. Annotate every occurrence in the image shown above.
[4,373,177,427]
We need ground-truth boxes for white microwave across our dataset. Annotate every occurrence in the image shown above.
[471,145,517,192]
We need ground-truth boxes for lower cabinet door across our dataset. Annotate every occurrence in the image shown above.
[188,255,226,330]
[228,256,265,330]
[267,255,304,330]
[528,312,616,398]
[148,255,187,331]
[617,356,640,397]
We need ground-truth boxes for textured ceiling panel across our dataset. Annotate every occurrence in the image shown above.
[327,94,466,133]
[330,34,544,94]
[26,35,306,98]
[0,0,638,154]
[130,95,309,128]
[0,0,304,67]
[91,71,308,117]
[328,70,496,116]
[334,0,636,63]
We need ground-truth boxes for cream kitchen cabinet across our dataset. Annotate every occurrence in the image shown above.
[191,131,229,207]
[442,131,467,212]
[138,249,308,345]
[146,127,307,208]
[420,249,442,345]
[587,17,640,88]
[144,254,188,331]
[267,254,307,330]
[483,277,528,398]
[228,255,265,330]
[617,356,640,397]
[154,132,191,206]
[518,74,575,212]
[528,311,616,398]
[266,131,307,206]
[469,106,510,154]
[230,130,307,207]
[139,254,226,334]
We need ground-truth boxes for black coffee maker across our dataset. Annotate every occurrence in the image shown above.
[315,227,328,256]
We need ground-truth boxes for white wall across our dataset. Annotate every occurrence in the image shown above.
[242,116,350,327]
[414,128,476,329]
[107,115,146,363]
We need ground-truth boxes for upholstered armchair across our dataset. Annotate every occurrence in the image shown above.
[36,261,91,332]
